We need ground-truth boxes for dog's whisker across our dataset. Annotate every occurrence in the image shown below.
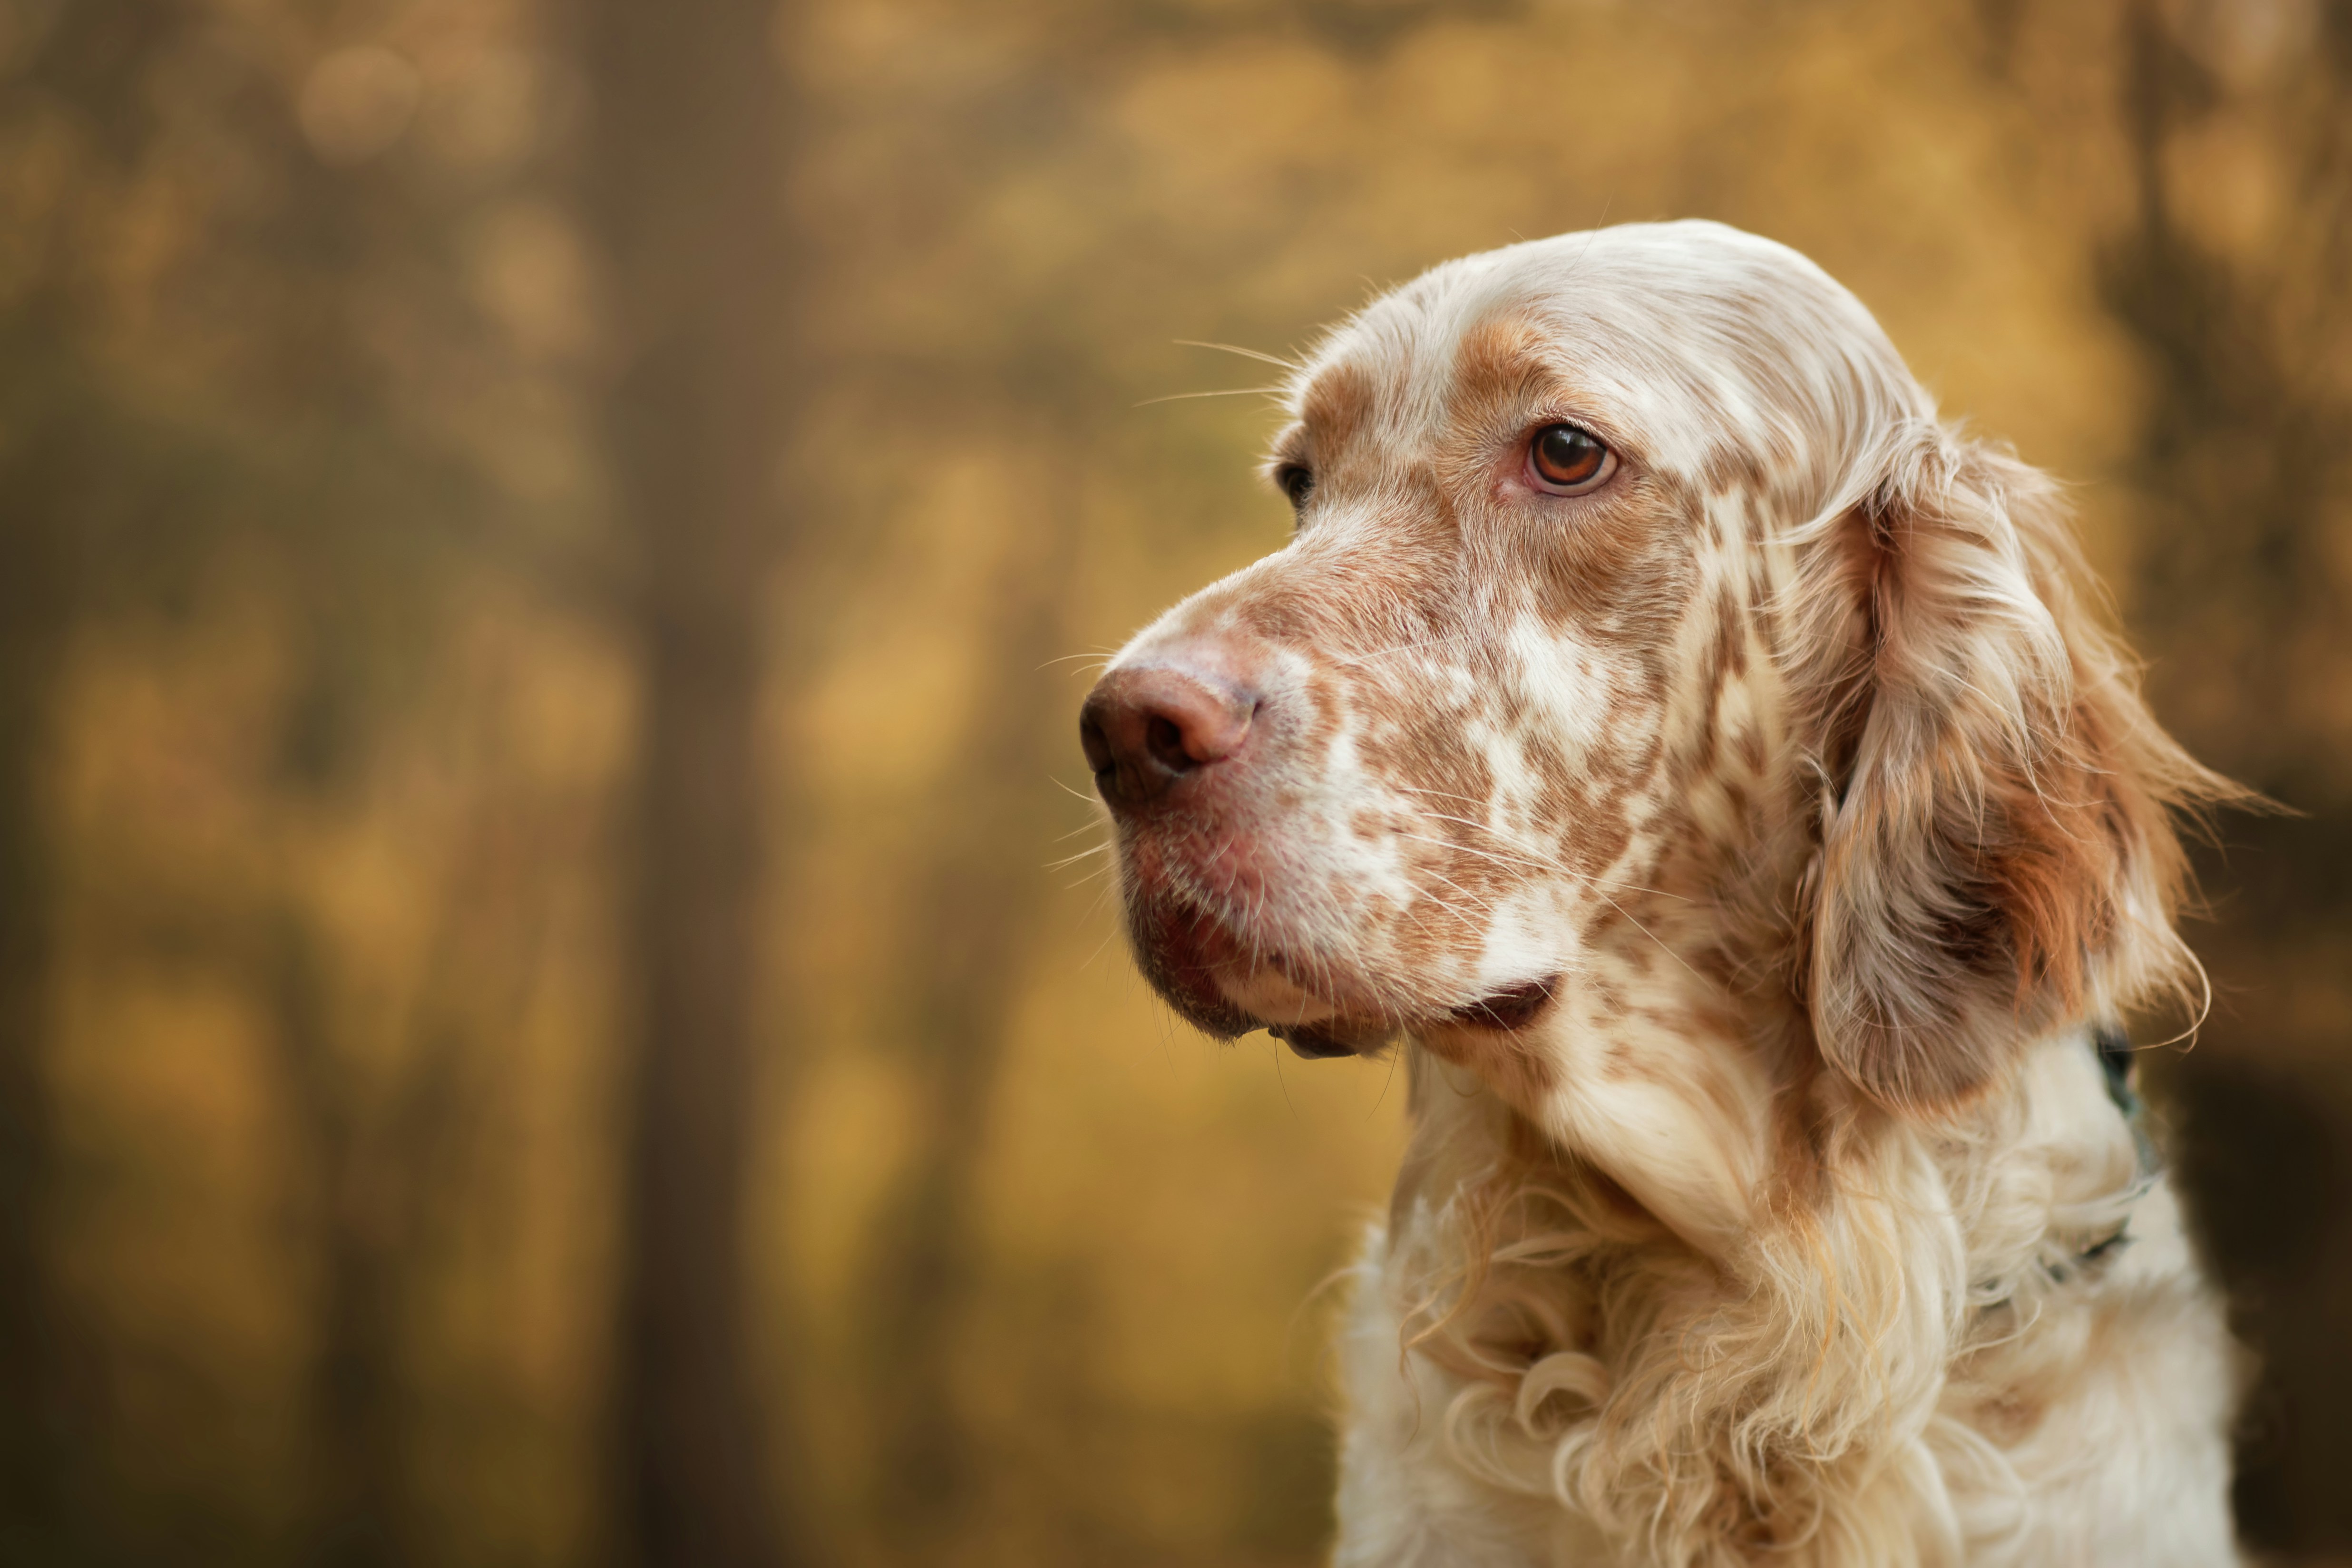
[1038,648,1121,670]
[1174,338,1303,371]
[1046,840,1114,871]
[1133,384,1287,408]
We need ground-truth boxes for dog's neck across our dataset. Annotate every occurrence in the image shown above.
[1409,775,1830,1256]
[1388,973,2139,1362]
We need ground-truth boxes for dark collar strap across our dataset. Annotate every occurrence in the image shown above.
[1974,1025,2157,1306]
[2092,1021,2141,1120]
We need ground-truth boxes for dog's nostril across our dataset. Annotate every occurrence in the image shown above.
[1145,714,1192,774]
[1079,711,1113,778]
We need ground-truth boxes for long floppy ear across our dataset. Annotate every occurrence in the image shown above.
[1800,429,2235,1111]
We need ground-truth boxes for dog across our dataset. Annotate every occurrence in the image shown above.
[1078,221,2245,1566]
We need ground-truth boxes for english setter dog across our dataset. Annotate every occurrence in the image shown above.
[1080,222,2245,1567]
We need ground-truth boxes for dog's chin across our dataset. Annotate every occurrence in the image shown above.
[1122,894,1273,1039]
[1218,963,1398,1059]
[1124,894,1560,1062]
[1123,894,1358,1045]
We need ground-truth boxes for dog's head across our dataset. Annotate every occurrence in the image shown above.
[1084,222,2220,1208]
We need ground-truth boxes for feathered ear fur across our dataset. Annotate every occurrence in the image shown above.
[1798,428,2234,1111]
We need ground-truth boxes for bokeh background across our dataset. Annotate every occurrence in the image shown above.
[1,0,2348,1564]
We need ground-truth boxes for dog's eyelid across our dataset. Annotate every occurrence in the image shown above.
[1263,452,1309,481]
[1264,437,1316,515]
[1273,464,1316,516]
[1522,408,1638,463]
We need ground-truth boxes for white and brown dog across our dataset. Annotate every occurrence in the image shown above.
[1080,222,2245,1567]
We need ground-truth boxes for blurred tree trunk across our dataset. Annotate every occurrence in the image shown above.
[0,340,77,1568]
[269,793,537,1568]
[581,1,799,1565]
[867,471,1083,1552]
[0,4,196,1551]
[269,914,410,1568]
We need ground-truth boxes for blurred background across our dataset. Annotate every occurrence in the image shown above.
[0,0,2347,1564]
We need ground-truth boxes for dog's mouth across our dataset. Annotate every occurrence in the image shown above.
[1443,975,1561,1033]
[1129,896,1560,1060]
[1269,976,1562,1060]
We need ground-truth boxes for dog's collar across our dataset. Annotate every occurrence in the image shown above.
[2093,1020,2162,1178]
[2093,1021,2140,1119]
[1979,1025,2155,1307]
[2055,1024,2157,1274]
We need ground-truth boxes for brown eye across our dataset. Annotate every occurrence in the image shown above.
[1529,424,1615,494]
[1275,463,1314,510]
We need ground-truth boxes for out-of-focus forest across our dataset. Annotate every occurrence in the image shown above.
[0,0,2347,1564]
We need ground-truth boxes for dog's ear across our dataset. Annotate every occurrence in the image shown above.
[1796,430,2231,1112]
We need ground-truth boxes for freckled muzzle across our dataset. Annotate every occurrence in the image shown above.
[1080,641,1563,1060]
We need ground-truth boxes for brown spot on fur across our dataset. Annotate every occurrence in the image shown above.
[1972,1391,2051,1444]
[1301,361,1376,451]
[1763,1048,1832,1214]
[1601,1036,1673,1088]
[1449,315,1550,402]
[1698,434,1775,499]
[1732,723,1766,778]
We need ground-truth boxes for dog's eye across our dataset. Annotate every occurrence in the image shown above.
[1528,424,1615,494]
[1275,463,1315,510]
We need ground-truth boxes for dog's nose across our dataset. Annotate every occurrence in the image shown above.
[1080,665,1257,810]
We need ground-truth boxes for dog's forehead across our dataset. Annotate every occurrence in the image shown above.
[1285,221,1910,481]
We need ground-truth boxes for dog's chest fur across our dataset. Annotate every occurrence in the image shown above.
[1332,1035,2239,1568]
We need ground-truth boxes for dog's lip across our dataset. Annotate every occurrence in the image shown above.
[1266,1017,1389,1059]
[1132,883,1563,1060]
[1266,974,1561,1061]
[1444,975,1560,1033]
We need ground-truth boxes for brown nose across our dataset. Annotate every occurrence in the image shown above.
[1079,665,1257,810]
